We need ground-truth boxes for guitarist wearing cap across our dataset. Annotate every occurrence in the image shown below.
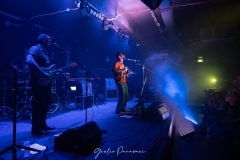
[26,34,54,135]
[112,52,132,116]
[26,34,78,135]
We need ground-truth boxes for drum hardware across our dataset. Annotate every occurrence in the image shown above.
[48,81,60,113]
[29,86,60,114]
[16,83,32,118]
[48,91,60,113]
[0,80,13,115]
[0,60,41,158]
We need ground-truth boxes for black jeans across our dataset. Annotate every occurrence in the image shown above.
[31,81,51,130]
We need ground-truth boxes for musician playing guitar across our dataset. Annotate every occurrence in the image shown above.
[112,52,132,116]
[26,34,77,135]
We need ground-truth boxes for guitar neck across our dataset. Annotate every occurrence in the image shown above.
[49,65,72,75]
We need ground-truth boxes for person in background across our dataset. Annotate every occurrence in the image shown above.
[112,52,129,116]
[208,92,226,119]
[26,34,55,135]
[211,91,240,147]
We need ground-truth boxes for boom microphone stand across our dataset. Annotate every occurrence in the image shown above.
[0,63,41,160]
[126,59,154,103]
[53,43,99,124]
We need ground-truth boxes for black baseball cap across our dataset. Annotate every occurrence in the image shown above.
[37,34,54,40]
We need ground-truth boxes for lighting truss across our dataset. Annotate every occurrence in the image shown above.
[75,0,129,39]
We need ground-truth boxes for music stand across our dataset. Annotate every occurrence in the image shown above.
[0,63,41,160]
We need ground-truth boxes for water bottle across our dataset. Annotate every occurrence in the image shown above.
[23,138,30,157]
[47,135,54,153]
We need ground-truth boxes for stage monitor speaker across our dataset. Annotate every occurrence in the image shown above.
[144,101,169,121]
[54,121,102,155]
[141,0,163,10]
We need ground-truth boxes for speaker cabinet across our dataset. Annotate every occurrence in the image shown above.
[54,121,102,155]
[144,101,169,121]
[141,0,163,10]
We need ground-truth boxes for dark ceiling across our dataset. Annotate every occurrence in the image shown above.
[1,0,239,52]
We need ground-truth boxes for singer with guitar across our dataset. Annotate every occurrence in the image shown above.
[112,52,132,116]
[26,34,78,135]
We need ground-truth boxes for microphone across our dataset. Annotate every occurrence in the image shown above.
[126,59,137,62]
[53,43,63,51]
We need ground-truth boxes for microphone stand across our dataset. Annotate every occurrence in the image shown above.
[0,63,41,160]
[54,44,99,124]
[129,60,154,104]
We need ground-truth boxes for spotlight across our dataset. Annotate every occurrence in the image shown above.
[185,116,198,125]
[90,9,93,14]
[180,117,201,141]
[180,129,199,141]
[108,22,119,32]
[102,18,110,30]
[118,29,123,39]
[98,14,103,20]
[76,0,88,16]
[123,34,129,40]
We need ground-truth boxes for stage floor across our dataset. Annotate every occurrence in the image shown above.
[0,100,234,160]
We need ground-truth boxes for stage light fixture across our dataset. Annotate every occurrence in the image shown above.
[108,22,119,32]
[180,116,201,141]
[123,34,129,40]
[90,9,93,14]
[185,116,198,125]
[118,29,123,39]
[180,129,199,141]
[76,0,129,40]
[102,18,110,30]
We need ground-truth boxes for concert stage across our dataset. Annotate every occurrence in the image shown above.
[0,100,231,160]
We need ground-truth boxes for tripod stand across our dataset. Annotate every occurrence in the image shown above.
[0,64,41,160]
[16,82,32,118]
[0,80,13,116]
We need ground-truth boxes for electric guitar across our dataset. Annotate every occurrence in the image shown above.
[36,63,78,86]
[124,66,134,77]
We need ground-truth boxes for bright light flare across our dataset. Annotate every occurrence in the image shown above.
[211,78,217,83]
